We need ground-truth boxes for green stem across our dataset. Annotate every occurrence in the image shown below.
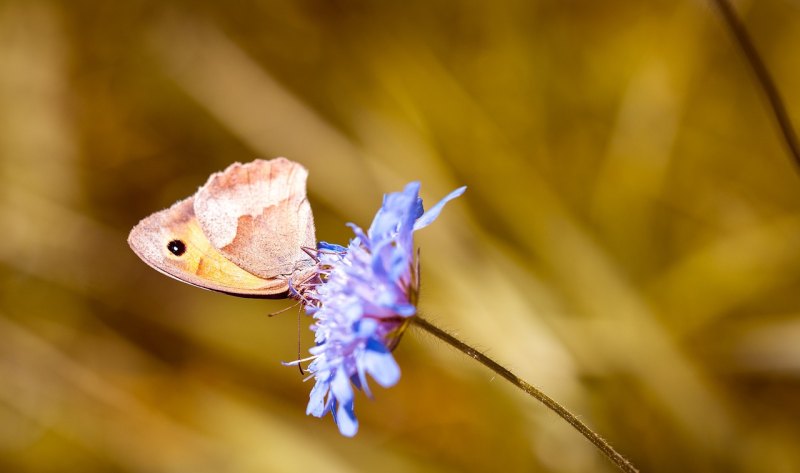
[412,315,639,473]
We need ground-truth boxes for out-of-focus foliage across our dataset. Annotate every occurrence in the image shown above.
[2,1,800,472]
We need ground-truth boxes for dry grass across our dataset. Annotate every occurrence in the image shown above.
[2,1,800,472]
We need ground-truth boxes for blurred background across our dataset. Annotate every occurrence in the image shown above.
[2,0,800,472]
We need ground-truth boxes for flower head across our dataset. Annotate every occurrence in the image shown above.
[301,182,465,436]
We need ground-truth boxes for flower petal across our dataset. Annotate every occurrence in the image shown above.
[331,366,354,405]
[413,186,466,231]
[363,338,401,388]
[306,377,330,417]
[301,182,464,436]
[334,400,359,437]
[368,182,422,239]
[318,241,347,252]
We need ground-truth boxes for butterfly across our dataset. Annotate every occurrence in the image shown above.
[128,158,317,298]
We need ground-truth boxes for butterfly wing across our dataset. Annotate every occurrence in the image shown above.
[193,158,317,280]
[128,195,291,298]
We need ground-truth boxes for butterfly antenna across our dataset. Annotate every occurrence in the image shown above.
[301,246,320,262]
[267,300,300,317]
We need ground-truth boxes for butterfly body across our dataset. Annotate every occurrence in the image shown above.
[128,158,317,298]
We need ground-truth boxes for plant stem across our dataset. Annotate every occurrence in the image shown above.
[710,0,800,173]
[412,315,639,473]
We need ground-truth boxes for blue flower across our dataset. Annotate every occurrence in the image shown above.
[300,182,465,436]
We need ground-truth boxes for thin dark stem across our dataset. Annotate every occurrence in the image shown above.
[412,316,639,473]
[710,0,800,173]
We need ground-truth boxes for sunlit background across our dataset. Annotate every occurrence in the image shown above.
[2,1,800,472]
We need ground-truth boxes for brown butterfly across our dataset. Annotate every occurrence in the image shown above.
[128,158,317,298]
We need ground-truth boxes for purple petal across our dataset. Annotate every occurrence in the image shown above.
[413,186,466,231]
[368,182,421,238]
[306,378,329,417]
[346,223,370,250]
[363,339,401,388]
[334,400,359,437]
[318,241,347,252]
[391,303,416,317]
[331,366,354,404]
[353,318,378,337]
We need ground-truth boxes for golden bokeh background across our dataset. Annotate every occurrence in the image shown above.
[2,1,800,472]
